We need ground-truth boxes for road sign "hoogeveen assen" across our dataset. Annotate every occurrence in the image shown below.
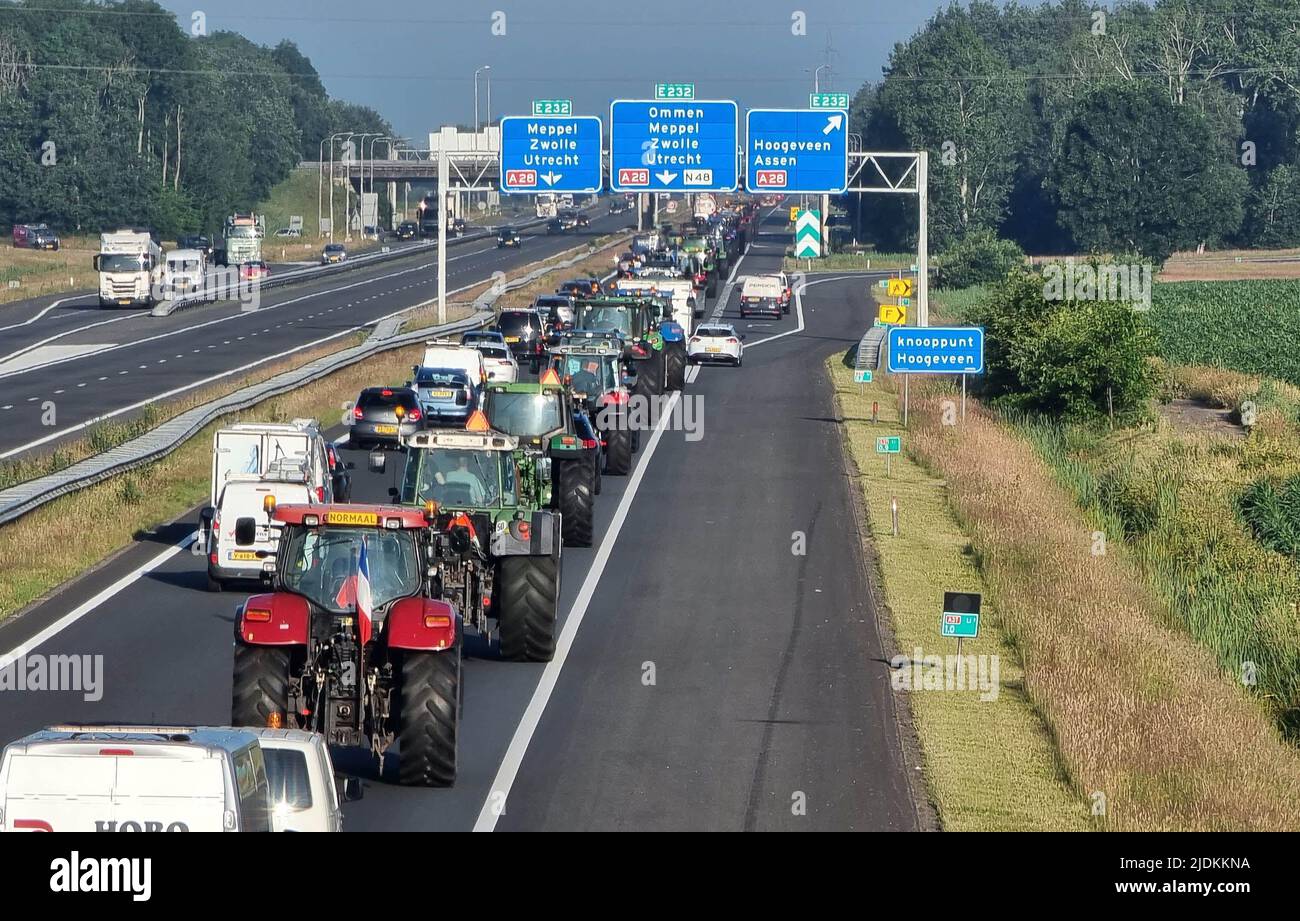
[887,327,985,374]
[746,108,848,194]
[500,115,603,194]
[609,100,738,192]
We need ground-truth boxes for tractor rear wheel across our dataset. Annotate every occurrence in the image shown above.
[396,647,459,787]
[605,426,632,475]
[497,556,560,662]
[231,645,289,728]
[556,459,594,547]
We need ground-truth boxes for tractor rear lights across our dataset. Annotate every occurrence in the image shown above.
[423,614,452,629]
[244,608,272,623]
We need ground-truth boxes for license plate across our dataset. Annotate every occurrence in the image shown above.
[428,389,453,399]
[375,424,398,434]
[118,299,132,305]
[325,511,379,526]
[706,347,721,353]
[505,336,520,343]
[229,551,258,561]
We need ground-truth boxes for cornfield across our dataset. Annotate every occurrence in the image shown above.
[1152,280,1300,384]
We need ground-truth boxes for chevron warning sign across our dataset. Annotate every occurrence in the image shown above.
[795,209,821,258]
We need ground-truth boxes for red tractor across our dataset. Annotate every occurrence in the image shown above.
[231,501,461,787]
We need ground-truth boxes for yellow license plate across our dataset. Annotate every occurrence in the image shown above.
[505,336,520,343]
[325,511,379,526]
[118,299,132,305]
[706,347,721,353]
[229,551,258,561]
[429,389,453,399]
[374,424,398,434]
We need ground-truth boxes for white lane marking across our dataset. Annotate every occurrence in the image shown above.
[0,293,96,333]
[0,314,139,368]
[0,532,197,671]
[474,390,683,832]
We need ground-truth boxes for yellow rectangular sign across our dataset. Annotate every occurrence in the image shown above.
[789,206,799,223]
[886,278,914,298]
[878,303,907,325]
[324,511,379,526]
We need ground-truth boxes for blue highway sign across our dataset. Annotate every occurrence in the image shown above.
[500,115,603,194]
[887,327,985,374]
[609,100,738,192]
[746,109,848,194]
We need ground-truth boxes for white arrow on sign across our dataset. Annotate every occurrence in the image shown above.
[541,171,562,186]
[655,170,678,185]
[823,114,844,135]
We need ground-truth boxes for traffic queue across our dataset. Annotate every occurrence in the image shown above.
[0,196,760,831]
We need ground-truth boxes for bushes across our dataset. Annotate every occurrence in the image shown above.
[935,228,1025,288]
[1238,476,1300,559]
[967,270,1159,423]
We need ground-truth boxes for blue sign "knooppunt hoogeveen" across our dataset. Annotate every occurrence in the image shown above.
[887,327,985,373]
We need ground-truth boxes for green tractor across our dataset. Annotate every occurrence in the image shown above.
[571,296,666,399]
[547,340,637,476]
[482,378,601,548]
[372,429,562,662]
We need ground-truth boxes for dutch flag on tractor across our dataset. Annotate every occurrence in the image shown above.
[334,539,375,644]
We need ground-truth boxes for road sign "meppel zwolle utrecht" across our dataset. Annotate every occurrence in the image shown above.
[499,115,603,194]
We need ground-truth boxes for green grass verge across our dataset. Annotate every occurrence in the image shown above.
[827,357,1089,831]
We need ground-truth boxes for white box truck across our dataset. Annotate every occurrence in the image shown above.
[94,229,163,308]
[163,247,208,298]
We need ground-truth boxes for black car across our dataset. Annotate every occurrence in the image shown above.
[349,387,423,450]
[179,234,213,257]
[557,278,601,299]
[451,217,467,237]
[497,227,521,248]
[546,218,566,235]
[575,213,590,228]
[396,222,418,240]
[493,308,548,373]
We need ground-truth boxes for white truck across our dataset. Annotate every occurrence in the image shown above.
[617,277,696,336]
[693,193,717,221]
[535,192,558,219]
[163,248,207,298]
[0,725,353,833]
[201,420,336,558]
[94,229,163,308]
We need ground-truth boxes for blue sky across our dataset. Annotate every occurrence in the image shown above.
[153,0,983,141]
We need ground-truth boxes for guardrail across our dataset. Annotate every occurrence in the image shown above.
[857,326,886,371]
[0,232,633,528]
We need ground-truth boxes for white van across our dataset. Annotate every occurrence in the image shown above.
[617,278,695,335]
[203,420,333,552]
[739,275,785,318]
[206,465,315,592]
[0,726,272,832]
[251,728,354,833]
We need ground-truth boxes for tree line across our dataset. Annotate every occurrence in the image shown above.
[848,0,1300,263]
[0,0,391,238]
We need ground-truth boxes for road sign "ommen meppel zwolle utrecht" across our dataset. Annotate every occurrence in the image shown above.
[609,100,738,192]
[887,327,985,374]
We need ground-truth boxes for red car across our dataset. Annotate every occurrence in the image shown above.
[240,261,269,281]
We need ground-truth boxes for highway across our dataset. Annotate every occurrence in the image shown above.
[0,209,626,461]
[0,207,924,831]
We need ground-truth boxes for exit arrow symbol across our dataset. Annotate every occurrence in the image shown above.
[655,170,678,184]
[823,114,844,135]
[541,171,562,186]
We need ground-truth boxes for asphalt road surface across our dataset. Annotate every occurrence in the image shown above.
[0,207,922,831]
[0,208,626,462]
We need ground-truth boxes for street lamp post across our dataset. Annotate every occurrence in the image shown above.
[351,132,381,237]
[328,132,353,242]
[474,66,488,131]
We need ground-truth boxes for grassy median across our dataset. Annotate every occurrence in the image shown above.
[828,357,1088,831]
